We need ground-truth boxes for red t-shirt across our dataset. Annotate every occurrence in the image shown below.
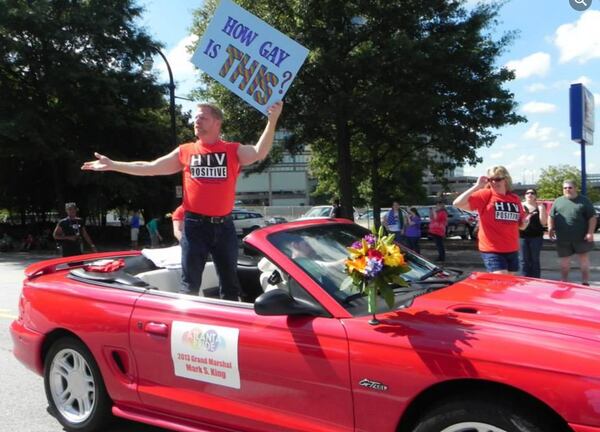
[179,139,240,216]
[172,205,184,221]
[428,208,448,237]
[468,188,525,253]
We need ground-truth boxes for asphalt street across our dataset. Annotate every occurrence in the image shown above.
[0,236,598,431]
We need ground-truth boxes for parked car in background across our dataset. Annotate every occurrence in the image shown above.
[297,205,360,221]
[356,208,392,230]
[415,205,470,239]
[265,216,287,226]
[595,205,600,232]
[458,208,479,240]
[232,209,265,235]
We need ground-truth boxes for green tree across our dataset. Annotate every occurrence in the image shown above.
[189,0,523,222]
[537,165,600,202]
[0,0,194,223]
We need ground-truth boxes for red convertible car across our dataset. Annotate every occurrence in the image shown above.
[10,219,600,432]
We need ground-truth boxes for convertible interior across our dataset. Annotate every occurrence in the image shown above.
[68,249,281,304]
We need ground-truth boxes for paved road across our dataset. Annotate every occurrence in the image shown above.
[0,252,167,432]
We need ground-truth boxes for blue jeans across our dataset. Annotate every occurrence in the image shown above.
[481,251,519,272]
[520,237,543,278]
[430,234,445,261]
[180,212,240,300]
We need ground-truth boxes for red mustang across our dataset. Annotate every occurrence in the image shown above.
[10,219,600,432]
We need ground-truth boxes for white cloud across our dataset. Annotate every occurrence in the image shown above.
[506,154,535,170]
[543,141,560,149]
[505,52,551,79]
[526,83,547,93]
[573,150,581,157]
[594,94,600,108]
[491,152,504,159]
[154,34,199,105]
[555,10,600,64]
[590,162,597,169]
[571,75,593,87]
[521,102,557,114]
[502,143,518,150]
[523,122,555,141]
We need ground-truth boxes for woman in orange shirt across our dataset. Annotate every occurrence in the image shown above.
[453,166,530,274]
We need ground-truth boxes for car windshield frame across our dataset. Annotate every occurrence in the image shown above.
[267,223,459,316]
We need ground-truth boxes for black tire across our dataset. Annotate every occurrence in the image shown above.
[44,336,113,432]
[410,397,560,432]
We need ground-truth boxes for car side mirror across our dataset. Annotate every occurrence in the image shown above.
[254,289,325,317]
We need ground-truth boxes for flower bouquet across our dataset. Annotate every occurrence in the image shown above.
[345,226,410,322]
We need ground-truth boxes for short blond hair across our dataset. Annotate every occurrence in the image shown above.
[486,165,513,191]
[196,103,223,122]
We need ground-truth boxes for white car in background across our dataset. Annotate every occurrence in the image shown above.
[232,209,265,235]
[297,205,360,221]
[356,208,392,229]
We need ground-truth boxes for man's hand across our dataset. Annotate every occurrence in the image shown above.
[584,233,594,242]
[548,228,556,240]
[81,152,114,171]
[267,101,283,123]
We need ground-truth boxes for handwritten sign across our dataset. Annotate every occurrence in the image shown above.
[171,321,240,389]
[191,0,309,115]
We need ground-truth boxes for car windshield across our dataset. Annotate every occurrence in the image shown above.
[268,224,461,315]
[416,207,430,217]
[303,207,331,218]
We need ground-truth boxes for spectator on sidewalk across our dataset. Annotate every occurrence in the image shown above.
[146,216,163,248]
[453,166,529,274]
[520,188,547,278]
[53,202,97,257]
[172,205,184,242]
[405,207,422,254]
[428,202,448,262]
[548,180,597,286]
[130,210,141,249]
[383,200,407,245]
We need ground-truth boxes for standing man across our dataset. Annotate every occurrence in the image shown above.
[548,180,597,285]
[382,200,406,244]
[82,101,283,300]
[146,216,163,248]
[130,210,141,249]
[53,202,97,258]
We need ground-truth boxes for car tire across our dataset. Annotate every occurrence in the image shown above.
[44,336,113,432]
[410,396,559,432]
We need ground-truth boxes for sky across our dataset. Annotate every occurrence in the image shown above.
[137,0,600,185]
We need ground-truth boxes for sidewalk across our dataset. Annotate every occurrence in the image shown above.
[419,238,600,287]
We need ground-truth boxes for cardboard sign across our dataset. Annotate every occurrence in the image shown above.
[191,0,309,115]
[171,321,240,389]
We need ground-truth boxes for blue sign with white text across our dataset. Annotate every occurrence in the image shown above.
[191,0,309,115]
[570,83,595,146]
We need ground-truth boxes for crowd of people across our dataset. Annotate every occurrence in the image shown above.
[452,165,597,285]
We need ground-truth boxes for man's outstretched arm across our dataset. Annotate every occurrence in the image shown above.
[81,147,182,176]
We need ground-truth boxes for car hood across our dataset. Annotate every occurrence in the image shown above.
[418,272,600,343]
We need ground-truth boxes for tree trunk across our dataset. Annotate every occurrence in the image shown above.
[336,117,354,221]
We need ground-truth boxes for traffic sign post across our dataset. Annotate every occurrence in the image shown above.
[570,83,595,195]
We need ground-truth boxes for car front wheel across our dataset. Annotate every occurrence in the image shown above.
[44,336,113,432]
[410,397,562,432]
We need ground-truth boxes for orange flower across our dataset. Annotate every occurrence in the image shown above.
[345,256,367,273]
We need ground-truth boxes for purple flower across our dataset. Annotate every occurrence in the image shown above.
[364,234,376,246]
[351,240,363,249]
[365,257,383,279]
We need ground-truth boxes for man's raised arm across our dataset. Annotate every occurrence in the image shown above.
[81,148,182,176]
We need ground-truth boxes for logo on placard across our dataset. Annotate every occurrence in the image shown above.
[182,327,226,352]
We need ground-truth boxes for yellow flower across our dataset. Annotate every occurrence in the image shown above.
[383,244,405,267]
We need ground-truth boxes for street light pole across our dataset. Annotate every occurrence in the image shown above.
[144,48,177,147]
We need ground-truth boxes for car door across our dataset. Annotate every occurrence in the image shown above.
[129,291,354,432]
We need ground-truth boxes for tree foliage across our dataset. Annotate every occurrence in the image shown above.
[189,0,524,221]
[537,165,600,203]
[0,0,194,223]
